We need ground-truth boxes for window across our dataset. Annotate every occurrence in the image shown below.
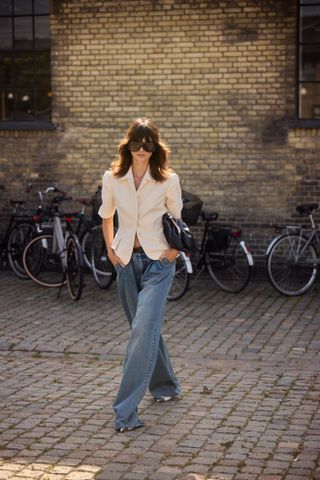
[0,0,51,126]
[298,1,320,121]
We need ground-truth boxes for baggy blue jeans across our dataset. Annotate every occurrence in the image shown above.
[113,253,181,430]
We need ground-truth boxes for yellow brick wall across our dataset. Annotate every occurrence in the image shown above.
[1,0,319,251]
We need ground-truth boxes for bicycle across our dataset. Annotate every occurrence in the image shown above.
[167,251,193,300]
[68,187,118,289]
[0,184,41,279]
[90,224,116,289]
[266,203,320,296]
[90,211,120,289]
[73,187,103,271]
[22,188,85,301]
[168,210,254,299]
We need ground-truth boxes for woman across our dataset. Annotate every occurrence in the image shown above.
[98,118,182,432]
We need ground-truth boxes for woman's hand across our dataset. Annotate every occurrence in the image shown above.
[108,248,125,268]
[159,248,180,263]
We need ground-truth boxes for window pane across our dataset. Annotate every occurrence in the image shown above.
[14,0,32,15]
[14,16,33,50]
[35,16,50,49]
[300,6,320,43]
[34,0,50,14]
[0,53,13,86]
[299,83,320,119]
[15,52,34,86]
[0,2,52,123]
[35,87,51,120]
[0,88,14,120]
[35,50,50,82]
[300,45,320,81]
[0,18,12,51]
[0,0,12,15]
[15,87,35,120]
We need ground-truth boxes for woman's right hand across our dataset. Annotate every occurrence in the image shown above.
[107,248,125,268]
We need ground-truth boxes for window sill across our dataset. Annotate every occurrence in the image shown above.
[0,121,57,131]
[291,119,320,129]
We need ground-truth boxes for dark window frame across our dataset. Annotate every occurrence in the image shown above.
[296,0,320,127]
[0,0,54,130]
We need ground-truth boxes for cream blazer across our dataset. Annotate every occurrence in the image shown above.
[98,167,183,265]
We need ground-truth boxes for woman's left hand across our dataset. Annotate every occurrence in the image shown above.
[159,248,180,263]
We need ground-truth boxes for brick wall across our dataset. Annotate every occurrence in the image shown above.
[1,0,320,261]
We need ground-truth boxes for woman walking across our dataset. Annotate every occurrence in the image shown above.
[99,118,182,432]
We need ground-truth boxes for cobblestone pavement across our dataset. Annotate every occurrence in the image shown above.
[0,270,319,480]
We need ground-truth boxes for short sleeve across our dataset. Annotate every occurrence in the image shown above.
[98,171,116,218]
[166,173,183,219]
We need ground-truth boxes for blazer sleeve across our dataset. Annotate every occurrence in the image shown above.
[166,173,183,220]
[98,171,116,218]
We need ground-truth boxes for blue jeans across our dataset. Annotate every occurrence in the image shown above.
[113,253,181,430]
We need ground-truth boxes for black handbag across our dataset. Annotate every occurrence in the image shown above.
[162,212,194,252]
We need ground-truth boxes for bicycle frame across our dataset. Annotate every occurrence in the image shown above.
[1,205,35,258]
[51,215,68,266]
[198,220,253,269]
[267,211,320,264]
[180,251,193,274]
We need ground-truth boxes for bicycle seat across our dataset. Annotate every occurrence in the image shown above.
[296,203,319,216]
[76,197,92,207]
[10,200,25,206]
[201,211,219,222]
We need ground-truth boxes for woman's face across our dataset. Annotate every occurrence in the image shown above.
[129,137,154,164]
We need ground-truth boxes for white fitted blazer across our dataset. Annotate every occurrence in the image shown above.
[98,166,183,265]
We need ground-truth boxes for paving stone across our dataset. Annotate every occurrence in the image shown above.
[0,274,320,479]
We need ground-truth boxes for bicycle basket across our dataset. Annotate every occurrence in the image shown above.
[181,190,203,226]
[91,187,102,222]
[207,228,231,252]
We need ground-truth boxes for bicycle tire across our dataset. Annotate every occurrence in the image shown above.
[66,235,84,301]
[206,236,251,293]
[23,234,66,287]
[7,222,36,279]
[168,254,190,301]
[80,224,100,270]
[266,233,318,296]
[91,227,114,289]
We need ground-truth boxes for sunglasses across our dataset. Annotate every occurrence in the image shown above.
[128,141,156,153]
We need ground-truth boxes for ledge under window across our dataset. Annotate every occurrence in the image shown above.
[0,122,57,131]
[291,119,320,129]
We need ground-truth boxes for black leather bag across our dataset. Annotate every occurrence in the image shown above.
[162,212,194,252]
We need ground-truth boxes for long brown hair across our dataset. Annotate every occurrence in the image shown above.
[110,118,171,182]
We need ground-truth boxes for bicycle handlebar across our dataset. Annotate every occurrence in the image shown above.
[45,186,67,195]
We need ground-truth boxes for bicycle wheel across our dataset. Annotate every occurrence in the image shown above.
[266,234,318,296]
[80,224,100,270]
[7,222,36,279]
[206,236,251,293]
[168,254,190,301]
[91,228,114,289]
[23,234,65,287]
[66,235,84,301]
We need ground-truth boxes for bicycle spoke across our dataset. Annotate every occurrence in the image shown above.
[206,237,251,293]
[66,236,84,301]
[23,234,65,287]
[168,255,189,300]
[267,234,317,296]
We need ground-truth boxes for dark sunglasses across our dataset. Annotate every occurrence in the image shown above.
[128,141,156,153]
